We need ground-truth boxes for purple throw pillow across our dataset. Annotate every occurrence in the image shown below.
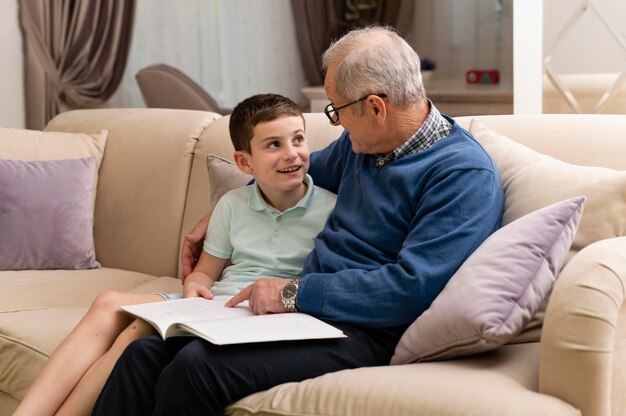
[0,158,100,270]
[390,196,585,364]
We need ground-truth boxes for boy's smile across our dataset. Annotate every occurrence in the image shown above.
[234,115,309,212]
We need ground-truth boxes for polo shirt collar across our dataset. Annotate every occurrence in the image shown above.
[249,174,314,214]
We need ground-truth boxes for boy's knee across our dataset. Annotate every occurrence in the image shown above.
[90,291,127,313]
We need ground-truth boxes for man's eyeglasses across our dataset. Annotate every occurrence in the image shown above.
[324,94,387,125]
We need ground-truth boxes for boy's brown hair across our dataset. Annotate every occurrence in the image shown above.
[229,93,304,153]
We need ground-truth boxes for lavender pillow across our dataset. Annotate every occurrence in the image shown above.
[390,196,585,365]
[0,158,100,270]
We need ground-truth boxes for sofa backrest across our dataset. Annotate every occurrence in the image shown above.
[456,114,626,171]
[45,109,626,280]
[45,108,221,277]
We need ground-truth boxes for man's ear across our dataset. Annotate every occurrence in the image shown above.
[368,95,387,124]
[234,151,253,175]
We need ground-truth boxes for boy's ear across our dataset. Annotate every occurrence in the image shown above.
[233,151,254,175]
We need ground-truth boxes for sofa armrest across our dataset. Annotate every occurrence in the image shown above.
[540,237,626,416]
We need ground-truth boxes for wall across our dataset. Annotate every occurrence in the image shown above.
[409,0,514,83]
[3,1,623,123]
[118,0,306,110]
[0,0,25,128]
[0,0,306,126]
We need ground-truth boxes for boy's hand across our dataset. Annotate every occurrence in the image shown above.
[183,272,214,300]
[226,278,289,314]
[181,214,211,279]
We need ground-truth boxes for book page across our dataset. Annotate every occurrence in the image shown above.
[180,313,346,345]
[123,296,346,345]
[121,296,251,339]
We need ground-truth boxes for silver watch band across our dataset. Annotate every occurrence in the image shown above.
[282,278,300,313]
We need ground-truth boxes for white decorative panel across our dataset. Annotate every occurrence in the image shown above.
[543,0,626,113]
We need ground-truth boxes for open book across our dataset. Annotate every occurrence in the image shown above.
[121,296,346,345]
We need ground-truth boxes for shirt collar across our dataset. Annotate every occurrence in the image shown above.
[374,100,452,168]
[249,174,314,215]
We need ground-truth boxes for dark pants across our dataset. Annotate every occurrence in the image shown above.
[92,321,405,416]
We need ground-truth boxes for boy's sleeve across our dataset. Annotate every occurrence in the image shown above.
[203,196,233,260]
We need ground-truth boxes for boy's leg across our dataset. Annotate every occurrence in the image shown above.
[93,322,405,416]
[56,318,156,416]
[13,292,164,416]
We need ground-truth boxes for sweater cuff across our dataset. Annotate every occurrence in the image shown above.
[296,273,329,316]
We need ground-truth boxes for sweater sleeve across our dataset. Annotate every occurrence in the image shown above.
[297,167,504,328]
[308,134,347,194]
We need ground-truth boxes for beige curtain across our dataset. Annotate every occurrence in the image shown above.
[291,0,414,86]
[18,0,135,129]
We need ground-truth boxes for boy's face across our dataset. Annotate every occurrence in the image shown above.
[235,115,309,198]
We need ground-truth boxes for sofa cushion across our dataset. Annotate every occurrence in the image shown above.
[390,197,584,365]
[45,108,221,277]
[227,343,580,416]
[470,119,626,260]
[0,127,107,196]
[0,128,107,168]
[470,119,626,338]
[0,158,99,270]
[0,128,108,271]
[0,269,159,313]
[206,155,252,212]
[0,273,181,402]
[0,307,88,401]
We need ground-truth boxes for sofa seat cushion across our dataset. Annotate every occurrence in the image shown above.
[0,307,88,401]
[0,273,182,402]
[0,268,160,312]
[227,343,580,416]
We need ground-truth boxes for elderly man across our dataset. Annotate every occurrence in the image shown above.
[93,26,503,415]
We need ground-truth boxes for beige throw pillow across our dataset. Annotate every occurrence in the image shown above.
[470,119,626,259]
[0,128,107,165]
[206,154,252,211]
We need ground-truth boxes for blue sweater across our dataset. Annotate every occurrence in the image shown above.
[300,118,503,328]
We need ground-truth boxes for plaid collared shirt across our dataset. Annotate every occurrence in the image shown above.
[374,101,452,168]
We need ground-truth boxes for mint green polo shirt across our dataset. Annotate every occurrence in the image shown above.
[203,174,336,296]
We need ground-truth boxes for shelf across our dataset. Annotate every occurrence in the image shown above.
[301,77,513,117]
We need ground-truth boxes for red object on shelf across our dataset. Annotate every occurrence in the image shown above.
[466,69,500,84]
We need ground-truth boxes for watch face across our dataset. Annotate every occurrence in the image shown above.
[282,283,297,299]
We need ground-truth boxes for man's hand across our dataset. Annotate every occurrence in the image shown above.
[181,214,211,278]
[225,278,290,314]
[183,272,215,299]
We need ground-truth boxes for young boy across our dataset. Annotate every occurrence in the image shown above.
[181,93,336,301]
[15,93,336,416]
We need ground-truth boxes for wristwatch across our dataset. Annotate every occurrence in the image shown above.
[281,278,300,313]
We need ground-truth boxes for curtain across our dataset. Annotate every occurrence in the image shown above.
[291,0,414,85]
[18,0,135,129]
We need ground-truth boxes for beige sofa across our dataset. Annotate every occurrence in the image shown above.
[1,109,625,416]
